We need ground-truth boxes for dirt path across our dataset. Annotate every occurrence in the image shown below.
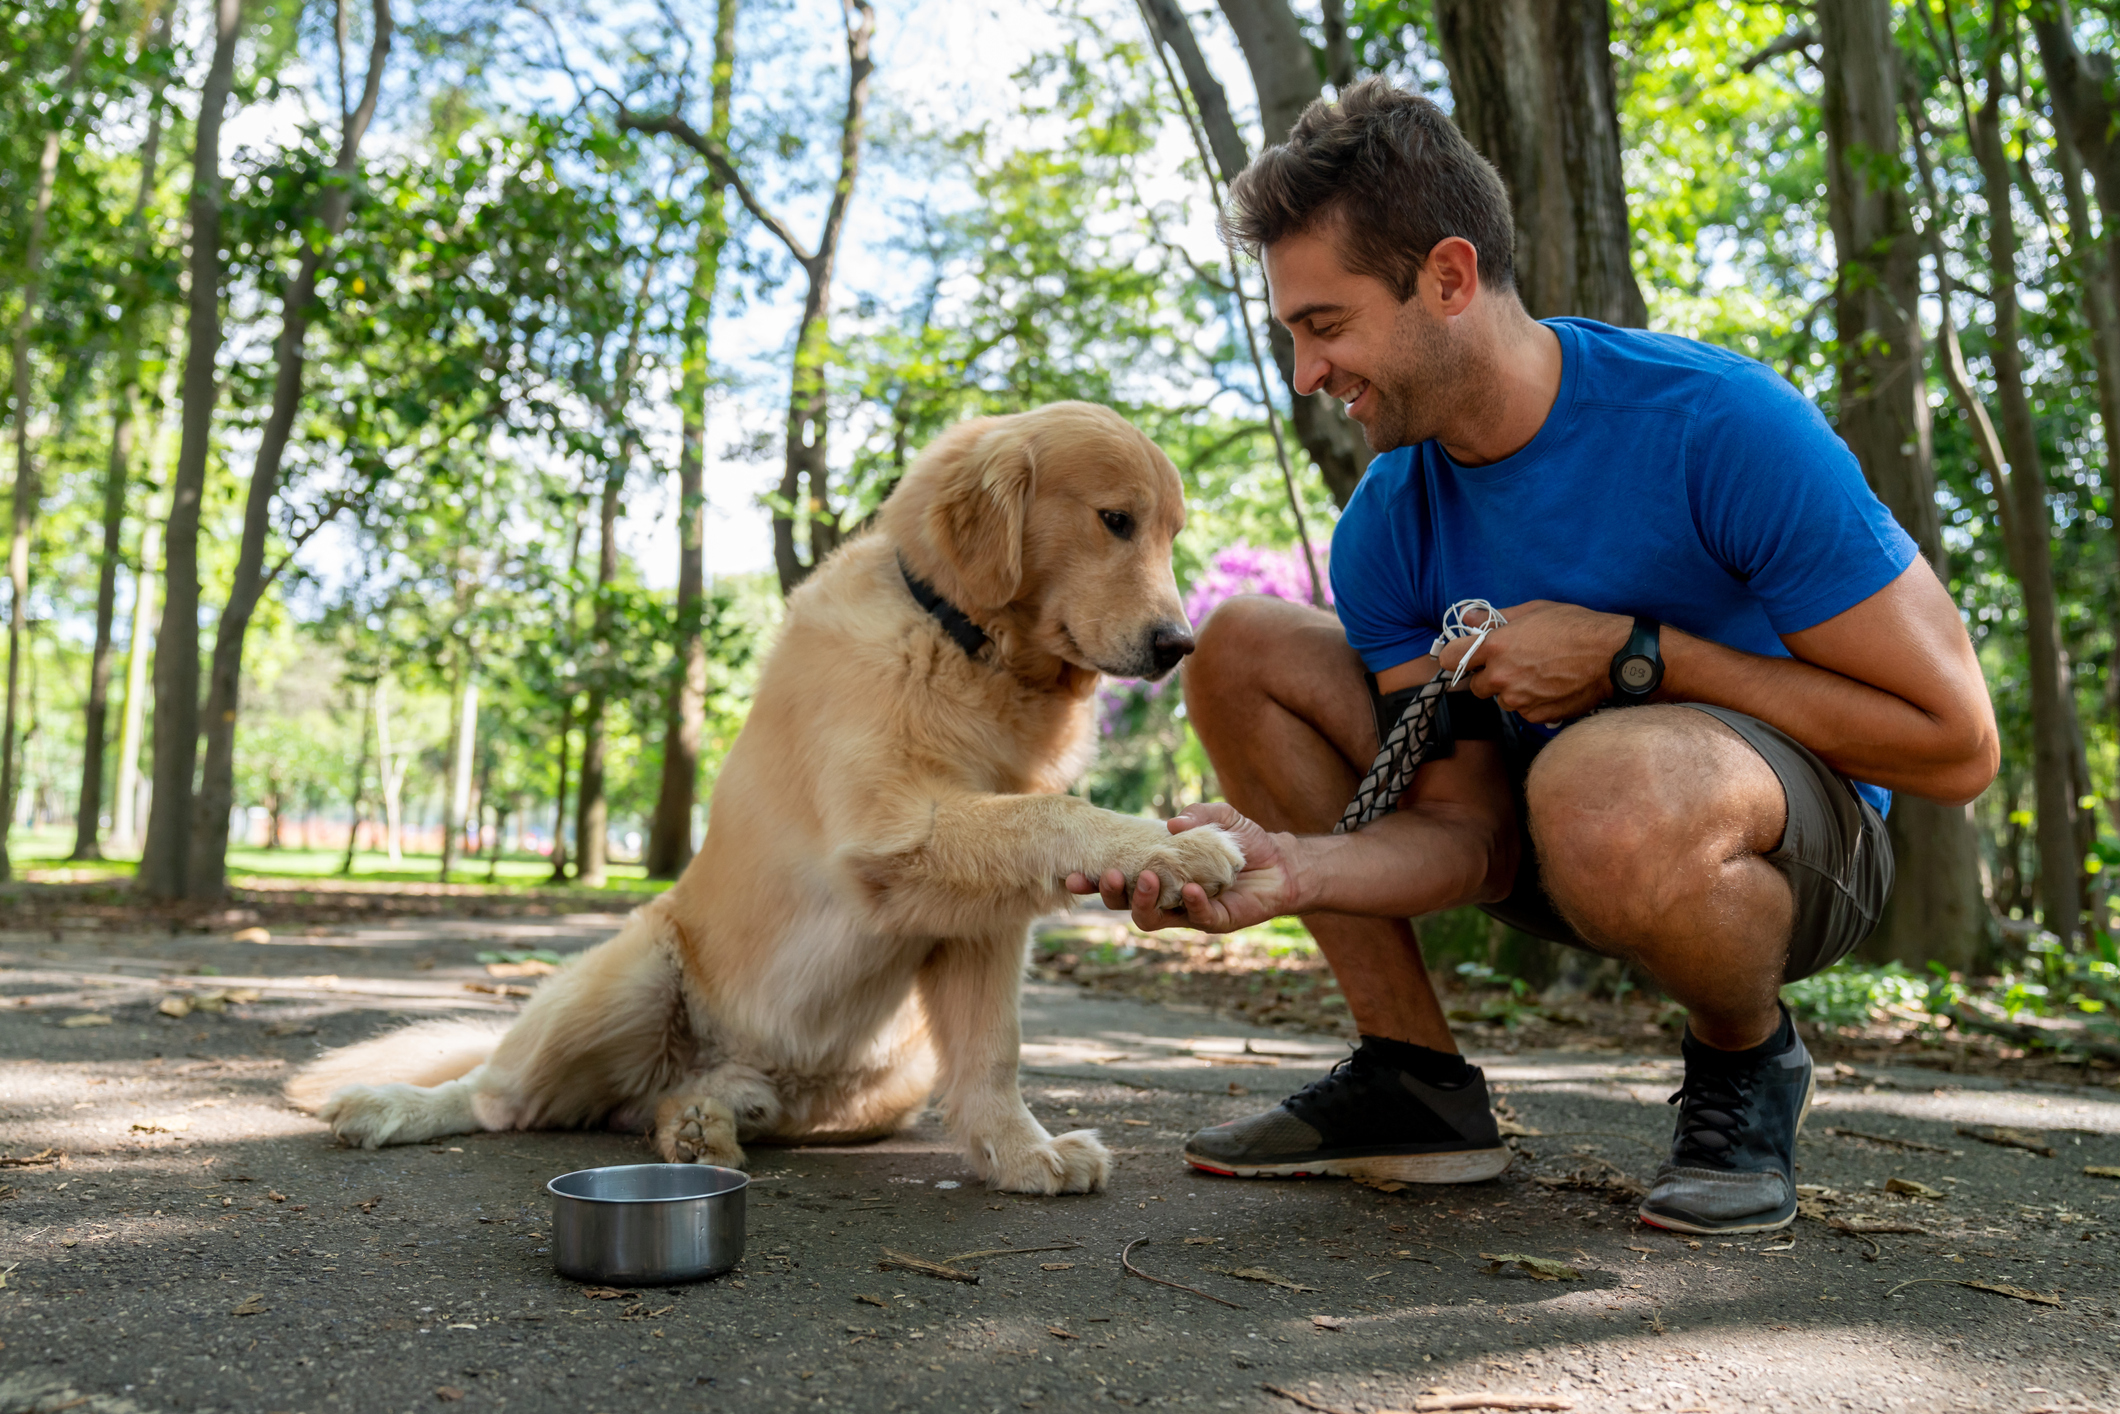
[0,912,2115,1414]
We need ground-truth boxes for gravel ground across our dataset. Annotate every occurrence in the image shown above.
[1,909,2116,1414]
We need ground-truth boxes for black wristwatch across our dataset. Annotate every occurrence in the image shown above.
[1609,616,1663,704]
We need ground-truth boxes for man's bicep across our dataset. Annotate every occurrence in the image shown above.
[1781,560,1988,719]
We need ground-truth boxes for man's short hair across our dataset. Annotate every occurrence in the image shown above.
[1220,78,1516,303]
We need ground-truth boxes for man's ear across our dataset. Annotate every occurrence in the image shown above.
[926,421,1035,607]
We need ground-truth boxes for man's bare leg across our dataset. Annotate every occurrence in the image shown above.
[1180,595,1460,1052]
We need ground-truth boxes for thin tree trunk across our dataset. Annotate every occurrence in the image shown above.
[1962,25,2085,944]
[1431,0,1647,328]
[185,0,393,901]
[646,0,739,880]
[138,0,246,899]
[621,0,876,596]
[1818,0,1987,971]
[340,683,370,875]
[375,675,404,863]
[548,699,573,881]
[71,5,169,863]
[441,672,475,879]
[2,0,106,880]
[573,468,622,888]
[111,490,160,854]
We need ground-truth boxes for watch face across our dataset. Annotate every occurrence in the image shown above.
[1618,656,1657,692]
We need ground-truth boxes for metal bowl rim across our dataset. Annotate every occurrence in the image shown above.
[546,1163,750,1205]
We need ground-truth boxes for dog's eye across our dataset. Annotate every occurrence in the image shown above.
[1098,509,1134,540]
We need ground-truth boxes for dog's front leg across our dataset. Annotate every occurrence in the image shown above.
[652,1064,782,1169]
[916,935,1108,1195]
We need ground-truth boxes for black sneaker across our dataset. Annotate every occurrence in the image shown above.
[1637,1006,1814,1235]
[1182,1041,1510,1183]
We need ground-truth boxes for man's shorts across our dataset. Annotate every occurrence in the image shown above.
[1368,687,1892,984]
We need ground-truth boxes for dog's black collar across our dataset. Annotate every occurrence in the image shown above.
[899,555,990,659]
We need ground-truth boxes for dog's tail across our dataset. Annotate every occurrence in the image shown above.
[283,1017,513,1112]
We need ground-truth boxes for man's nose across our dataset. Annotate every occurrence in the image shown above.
[1289,333,1331,397]
[1150,625,1197,677]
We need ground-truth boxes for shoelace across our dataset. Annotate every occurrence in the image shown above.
[1665,1068,1756,1169]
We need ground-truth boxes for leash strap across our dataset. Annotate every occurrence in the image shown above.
[1333,599,1506,834]
[899,556,992,659]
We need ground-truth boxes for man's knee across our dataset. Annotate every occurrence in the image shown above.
[1525,707,1781,938]
[1182,595,1322,724]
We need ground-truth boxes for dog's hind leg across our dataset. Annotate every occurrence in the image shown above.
[917,932,1109,1195]
[319,910,694,1149]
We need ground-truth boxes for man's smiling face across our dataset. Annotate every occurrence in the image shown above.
[1262,222,1472,454]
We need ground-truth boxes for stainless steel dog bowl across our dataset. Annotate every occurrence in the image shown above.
[547,1164,747,1286]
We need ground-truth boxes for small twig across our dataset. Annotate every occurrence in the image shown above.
[1829,1217,1928,1236]
[1121,1237,1244,1308]
[940,1242,1083,1265]
[1822,1127,1955,1154]
[1262,1385,1354,1414]
[1884,1276,2062,1306]
[877,1248,979,1284]
[1410,1397,1577,1412]
[1956,1124,2058,1158]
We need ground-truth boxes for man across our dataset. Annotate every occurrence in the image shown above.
[1067,79,1997,1235]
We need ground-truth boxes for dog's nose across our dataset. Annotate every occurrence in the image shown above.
[1149,625,1197,677]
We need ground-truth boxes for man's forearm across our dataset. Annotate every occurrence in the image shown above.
[1283,804,1511,919]
[1658,625,1989,801]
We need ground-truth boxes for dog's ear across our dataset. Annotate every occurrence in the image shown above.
[926,421,1035,607]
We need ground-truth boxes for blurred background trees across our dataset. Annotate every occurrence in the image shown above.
[3,0,2119,997]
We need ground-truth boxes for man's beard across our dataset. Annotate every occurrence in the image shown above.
[1353,302,1500,455]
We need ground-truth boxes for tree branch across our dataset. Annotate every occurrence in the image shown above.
[1739,25,1820,74]
[616,107,815,265]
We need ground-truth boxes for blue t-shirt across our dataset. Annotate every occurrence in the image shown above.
[1329,317,1917,814]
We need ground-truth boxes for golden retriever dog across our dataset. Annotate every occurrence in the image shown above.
[286,401,1242,1193]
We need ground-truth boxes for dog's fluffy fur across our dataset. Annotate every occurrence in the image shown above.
[287,402,1242,1193]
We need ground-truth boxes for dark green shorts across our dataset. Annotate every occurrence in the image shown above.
[1365,685,1892,984]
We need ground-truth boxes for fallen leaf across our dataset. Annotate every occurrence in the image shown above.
[1309,1314,1346,1330]
[1182,1236,1218,1245]
[434,1385,465,1402]
[1479,1252,1582,1282]
[265,1189,287,1202]
[0,1150,63,1168]
[231,1293,267,1316]
[484,959,557,978]
[1039,1262,1075,1271]
[1884,1177,1945,1200]
[131,1117,191,1134]
[855,1295,887,1307]
[581,1287,627,1300]
[231,926,272,944]
[463,981,533,998]
[356,1196,382,1213]
[1213,1266,1320,1293]
[224,987,261,1004]
[2084,1165,2120,1180]
[1352,1174,1410,1194]
[1046,1326,1077,1339]
[61,1014,112,1028]
[1226,1082,1248,1097]
[157,997,193,1019]
[1956,1124,2057,1158]
[1121,1119,1151,1126]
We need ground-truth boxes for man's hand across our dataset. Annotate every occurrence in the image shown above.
[1437,600,1632,723]
[1064,802,1298,934]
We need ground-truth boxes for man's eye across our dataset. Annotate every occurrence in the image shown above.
[1099,509,1135,540]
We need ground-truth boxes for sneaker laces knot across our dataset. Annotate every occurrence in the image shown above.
[1664,1068,1756,1168]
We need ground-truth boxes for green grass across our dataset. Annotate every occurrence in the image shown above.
[4,825,668,893]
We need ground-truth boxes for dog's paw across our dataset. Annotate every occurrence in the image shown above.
[1119,823,1244,910]
[656,1101,747,1169]
[978,1128,1111,1195]
[316,1083,434,1150]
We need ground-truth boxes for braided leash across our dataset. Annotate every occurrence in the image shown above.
[1332,600,1506,834]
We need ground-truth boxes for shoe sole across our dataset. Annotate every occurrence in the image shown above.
[1636,1065,1816,1236]
[1183,1145,1512,1184]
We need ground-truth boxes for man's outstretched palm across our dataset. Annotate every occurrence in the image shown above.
[1065,802,1293,934]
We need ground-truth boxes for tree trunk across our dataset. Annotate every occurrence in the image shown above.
[340,683,370,875]
[1817,0,1987,971]
[71,6,168,863]
[2,0,106,880]
[1192,0,1373,507]
[441,672,475,879]
[548,699,573,880]
[1962,43,2085,944]
[138,0,245,899]
[111,487,161,854]
[647,0,737,879]
[573,467,622,888]
[185,0,392,902]
[1432,0,1647,328]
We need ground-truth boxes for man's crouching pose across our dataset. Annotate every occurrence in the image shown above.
[1069,80,1998,1236]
